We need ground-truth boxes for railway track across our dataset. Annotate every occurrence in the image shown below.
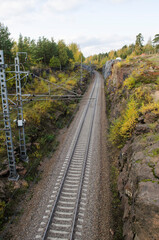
[36,78,99,240]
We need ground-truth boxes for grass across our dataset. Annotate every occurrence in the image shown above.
[150,148,159,157]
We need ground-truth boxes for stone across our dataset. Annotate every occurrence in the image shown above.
[154,162,159,178]
[135,182,159,239]
[134,234,140,240]
[147,142,159,153]
[123,219,134,240]
[138,116,144,124]
[123,196,131,219]
[19,168,27,176]
[103,60,115,80]
[155,124,159,133]
[16,166,24,171]
[133,163,155,182]
[137,182,159,207]
[14,181,21,190]
[21,180,29,188]
[152,90,159,102]
[144,112,158,124]
[135,124,150,135]
[133,151,144,162]
[0,168,9,177]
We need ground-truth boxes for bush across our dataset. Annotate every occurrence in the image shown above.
[120,98,139,139]
[109,98,139,148]
[140,102,159,114]
[124,75,136,89]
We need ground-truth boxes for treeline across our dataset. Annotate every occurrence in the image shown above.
[85,33,159,66]
[0,22,84,69]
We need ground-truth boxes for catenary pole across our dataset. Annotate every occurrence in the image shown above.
[80,55,82,83]
[15,53,28,162]
[0,50,19,180]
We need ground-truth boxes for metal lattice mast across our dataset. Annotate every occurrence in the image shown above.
[15,54,28,162]
[80,55,83,83]
[0,50,19,180]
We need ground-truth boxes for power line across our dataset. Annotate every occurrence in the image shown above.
[0,50,91,180]
[33,74,79,96]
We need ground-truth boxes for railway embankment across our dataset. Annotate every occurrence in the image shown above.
[103,55,159,240]
[0,67,91,236]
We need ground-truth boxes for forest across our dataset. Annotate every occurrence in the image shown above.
[85,33,159,68]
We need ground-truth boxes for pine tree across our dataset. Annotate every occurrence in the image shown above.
[0,23,13,62]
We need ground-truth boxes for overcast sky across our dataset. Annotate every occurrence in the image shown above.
[0,0,159,57]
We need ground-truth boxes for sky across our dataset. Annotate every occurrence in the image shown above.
[0,0,159,57]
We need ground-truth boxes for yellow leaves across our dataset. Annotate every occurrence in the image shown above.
[124,76,136,89]
[109,98,138,148]
[140,102,159,115]
[134,87,152,104]
[49,76,56,83]
[67,79,76,87]
[116,61,122,68]
[24,101,52,125]
[120,99,139,138]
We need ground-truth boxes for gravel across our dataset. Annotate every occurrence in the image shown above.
[8,72,112,240]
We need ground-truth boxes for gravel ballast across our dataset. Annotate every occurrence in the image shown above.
[8,72,112,240]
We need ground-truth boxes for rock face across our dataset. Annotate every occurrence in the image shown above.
[104,59,159,239]
[103,60,115,80]
[119,134,159,240]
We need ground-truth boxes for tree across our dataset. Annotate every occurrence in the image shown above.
[135,33,144,55]
[135,33,144,47]
[108,50,116,59]
[153,34,159,49]
[0,23,13,62]
[57,40,68,67]
[35,37,58,65]
[144,38,154,54]
[66,47,74,60]
[49,56,61,69]
[69,43,82,62]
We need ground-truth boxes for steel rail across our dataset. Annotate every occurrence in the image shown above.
[42,78,97,240]
[70,78,99,240]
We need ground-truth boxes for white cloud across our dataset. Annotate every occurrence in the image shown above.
[0,0,38,19]
[44,0,84,12]
[111,0,126,2]
[65,35,134,57]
